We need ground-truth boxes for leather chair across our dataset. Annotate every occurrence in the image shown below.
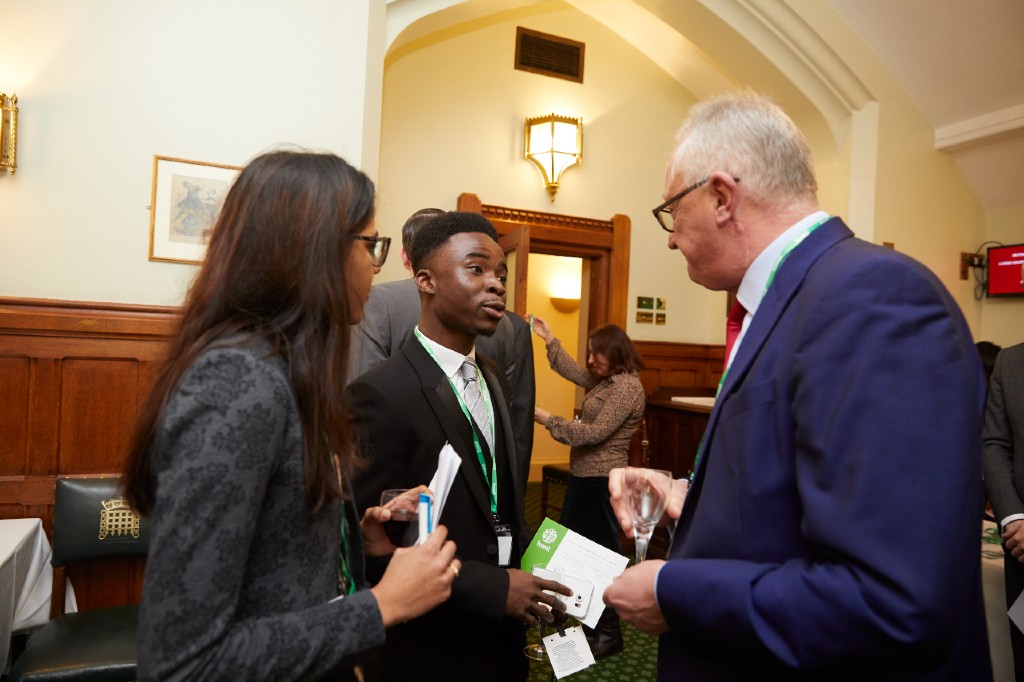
[9,477,150,682]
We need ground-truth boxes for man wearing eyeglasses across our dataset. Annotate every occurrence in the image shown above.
[605,92,990,679]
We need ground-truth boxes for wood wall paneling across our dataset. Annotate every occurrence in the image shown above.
[0,298,177,610]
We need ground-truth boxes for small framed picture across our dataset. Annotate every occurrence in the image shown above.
[149,155,242,264]
[656,298,666,311]
[655,313,666,325]
[637,296,654,310]
[636,311,654,324]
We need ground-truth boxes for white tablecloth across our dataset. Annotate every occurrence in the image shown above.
[983,521,1013,682]
[0,518,77,670]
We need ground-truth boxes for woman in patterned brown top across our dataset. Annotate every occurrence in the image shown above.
[532,316,645,657]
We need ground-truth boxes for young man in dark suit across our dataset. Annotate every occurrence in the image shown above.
[348,208,537,497]
[348,211,568,681]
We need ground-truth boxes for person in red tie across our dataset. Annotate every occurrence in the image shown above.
[723,298,746,370]
[604,92,990,680]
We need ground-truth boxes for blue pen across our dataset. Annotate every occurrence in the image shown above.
[418,493,432,543]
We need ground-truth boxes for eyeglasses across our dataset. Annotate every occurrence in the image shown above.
[651,176,739,232]
[352,235,391,268]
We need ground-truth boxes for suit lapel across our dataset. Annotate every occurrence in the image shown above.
[400,337,495,521]
[678,219,854,535]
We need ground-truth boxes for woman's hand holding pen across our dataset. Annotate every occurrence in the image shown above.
[371,526,459,628]
[361,484,432,557]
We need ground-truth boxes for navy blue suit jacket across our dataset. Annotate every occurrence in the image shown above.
[657,218,991,680]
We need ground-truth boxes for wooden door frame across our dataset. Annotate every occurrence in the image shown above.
[457,193,630,329]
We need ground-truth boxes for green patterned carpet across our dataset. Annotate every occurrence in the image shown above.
[524,482,658,681]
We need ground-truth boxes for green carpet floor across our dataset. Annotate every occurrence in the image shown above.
[523,481,658,681]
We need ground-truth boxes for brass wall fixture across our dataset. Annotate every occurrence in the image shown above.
[1,93,17,175]
[524,113,581,201]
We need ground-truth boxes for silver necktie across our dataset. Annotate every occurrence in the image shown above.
[459,359,493,454]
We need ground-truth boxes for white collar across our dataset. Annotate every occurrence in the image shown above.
[415,326,477,382]
[736,210,829,315]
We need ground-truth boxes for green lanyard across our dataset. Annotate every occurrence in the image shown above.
[328,449,357,595]
[415,329,498,515]
[694,215,831,482]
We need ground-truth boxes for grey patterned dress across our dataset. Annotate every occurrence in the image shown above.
[137,339,384,681]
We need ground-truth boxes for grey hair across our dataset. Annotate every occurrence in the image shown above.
[668,92,817,206]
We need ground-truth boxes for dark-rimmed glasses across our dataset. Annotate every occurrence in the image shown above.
[352,235,391,268]
[651,176,739,232]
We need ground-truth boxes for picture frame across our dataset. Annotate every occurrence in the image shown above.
[148,155,242,264]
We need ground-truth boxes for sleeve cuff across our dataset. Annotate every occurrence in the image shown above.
[1001,514,1024,532]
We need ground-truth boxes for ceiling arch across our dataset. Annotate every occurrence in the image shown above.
[384,0,879,236]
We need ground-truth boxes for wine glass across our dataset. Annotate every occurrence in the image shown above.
[624,467,673,563]
[379,489,419,548]
[523,564,551,661]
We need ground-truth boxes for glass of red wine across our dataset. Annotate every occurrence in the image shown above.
[380,489,420,547]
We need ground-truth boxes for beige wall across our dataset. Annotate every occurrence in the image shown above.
[0,0,383,306]
[377,4,718,342]
[796,2,988,334]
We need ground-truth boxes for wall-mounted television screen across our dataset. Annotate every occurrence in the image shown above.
[987,243,1024,297]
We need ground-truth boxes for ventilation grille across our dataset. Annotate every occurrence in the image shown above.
[515,27,584,83]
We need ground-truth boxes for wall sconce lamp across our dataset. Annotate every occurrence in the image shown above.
[524,113,582,202]
[549,271,581,313]
[550,297,580,313]
[1,93,17,175]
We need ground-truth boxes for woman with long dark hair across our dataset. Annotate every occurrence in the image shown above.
[532,318,645,658]
[124,151,458,681]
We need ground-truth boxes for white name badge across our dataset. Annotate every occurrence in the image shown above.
[497,533,512,566]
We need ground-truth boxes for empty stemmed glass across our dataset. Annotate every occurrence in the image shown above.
[523,564,551,661]
[624,467,673,563]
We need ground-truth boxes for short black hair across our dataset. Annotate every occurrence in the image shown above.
[401,208,445,252]
[409,211,499,271]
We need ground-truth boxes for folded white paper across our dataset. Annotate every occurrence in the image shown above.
[427,442,461,528]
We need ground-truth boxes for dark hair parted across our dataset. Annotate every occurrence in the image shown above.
[401,208,446,252]
[408,211,499,271]
[589,324,645,375]
[123,150,375,516]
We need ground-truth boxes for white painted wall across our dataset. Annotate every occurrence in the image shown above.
[0,0,383,306]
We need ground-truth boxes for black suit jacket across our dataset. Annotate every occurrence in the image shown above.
[348,336,530,680]
[984,342,1024,523]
